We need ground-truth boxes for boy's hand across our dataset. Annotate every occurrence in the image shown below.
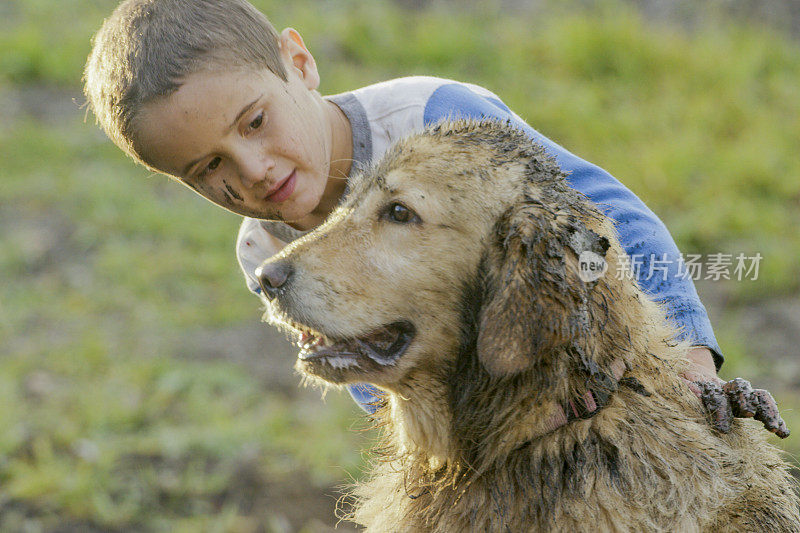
[681,347,790,438]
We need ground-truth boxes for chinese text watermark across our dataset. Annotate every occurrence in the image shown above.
[580,252,763,282]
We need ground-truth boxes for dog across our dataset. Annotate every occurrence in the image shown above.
[256,120,800,532]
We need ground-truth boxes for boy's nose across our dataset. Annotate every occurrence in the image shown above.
[255,261,294,299]
[239,154,276,188]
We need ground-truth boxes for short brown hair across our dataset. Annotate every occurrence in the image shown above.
[83,0,287,167]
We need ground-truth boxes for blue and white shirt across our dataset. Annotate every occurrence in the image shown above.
[236,76,722,411]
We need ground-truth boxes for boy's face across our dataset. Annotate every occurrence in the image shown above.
[135,36,338,223]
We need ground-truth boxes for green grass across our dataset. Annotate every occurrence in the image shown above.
[0,110,369,530]
[2,0,800,529]
[3,1,798,290]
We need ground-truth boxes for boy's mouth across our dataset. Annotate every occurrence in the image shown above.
[264,170,296,203]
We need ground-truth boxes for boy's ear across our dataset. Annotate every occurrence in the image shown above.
[279,28,320,90]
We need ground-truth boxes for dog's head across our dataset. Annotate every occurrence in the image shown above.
[258,120,633,394]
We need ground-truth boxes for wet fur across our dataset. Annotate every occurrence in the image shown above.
[262,120,800,532]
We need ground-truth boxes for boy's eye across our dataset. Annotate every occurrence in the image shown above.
[248,112,264,131]
[200,157,221,177]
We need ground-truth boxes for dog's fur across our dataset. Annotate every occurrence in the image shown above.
[261,120,800,532]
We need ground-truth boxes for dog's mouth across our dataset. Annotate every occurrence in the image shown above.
[293,320,416,367]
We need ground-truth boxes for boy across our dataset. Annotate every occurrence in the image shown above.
[83,0,785,434]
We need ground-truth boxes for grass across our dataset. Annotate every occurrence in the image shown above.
[2,0,799,529]
[1,112,370,529]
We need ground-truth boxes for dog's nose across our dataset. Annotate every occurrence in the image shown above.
[255,261,293,299]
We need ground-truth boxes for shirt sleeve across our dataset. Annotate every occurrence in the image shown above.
[423,83,723,369]
[236,217,285,298]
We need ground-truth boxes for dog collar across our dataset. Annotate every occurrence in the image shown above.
[542,358,627,433]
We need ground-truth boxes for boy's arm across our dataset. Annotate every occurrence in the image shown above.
[685,347,718,382]
[423,83,723,366]
[236,218,287,296]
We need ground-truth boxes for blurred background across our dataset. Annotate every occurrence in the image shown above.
[1,0,799,530]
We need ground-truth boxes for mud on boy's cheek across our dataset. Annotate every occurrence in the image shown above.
[223,180,244,202]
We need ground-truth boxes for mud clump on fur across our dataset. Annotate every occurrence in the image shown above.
[699,378,790,438]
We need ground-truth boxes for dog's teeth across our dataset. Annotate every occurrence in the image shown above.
[289,325,335,351]
[297,334,307,348]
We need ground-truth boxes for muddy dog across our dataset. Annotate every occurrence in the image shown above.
[256,120,800,532]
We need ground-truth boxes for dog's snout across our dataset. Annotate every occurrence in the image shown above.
[255,261,293,298]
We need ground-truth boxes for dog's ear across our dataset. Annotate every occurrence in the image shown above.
[477,202,609,377]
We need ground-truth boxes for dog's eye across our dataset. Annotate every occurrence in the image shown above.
[384,202,421,224]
